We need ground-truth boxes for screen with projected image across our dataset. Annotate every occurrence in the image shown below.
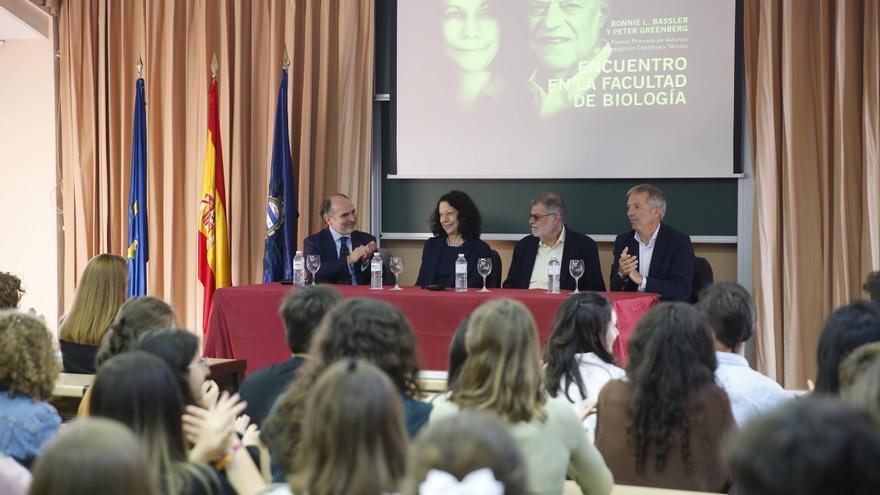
[395,0,737,179]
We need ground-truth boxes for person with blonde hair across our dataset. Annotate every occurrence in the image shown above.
[59,253,128,373]
[0,311,61,468]
[430,298,613,495]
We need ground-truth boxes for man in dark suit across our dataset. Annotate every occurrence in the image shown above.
[303,194,377,285]
[610,184,694,301]
[503,193,605,291]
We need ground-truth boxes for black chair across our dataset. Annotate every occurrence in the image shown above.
[487,249,503,288]
[690,256,714,303]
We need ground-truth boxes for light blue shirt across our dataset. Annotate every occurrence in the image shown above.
[328,227,356,284]
[0,392,61,466]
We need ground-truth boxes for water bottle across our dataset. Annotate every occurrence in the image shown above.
[548,256,561,294]
[292,251,305,287]
[455,254,468,292]
[371,253,383,290]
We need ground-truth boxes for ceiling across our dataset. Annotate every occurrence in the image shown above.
[0,5,42,40]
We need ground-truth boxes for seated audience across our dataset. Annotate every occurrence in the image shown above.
[415,190,492,289]
[503,193,605,291]
[277,359,408,495]
[136,328,217,407]
[697,282,791,426]
[59,253,128,373]
[239,285,341,426]
[263,298,432,482]
[864,270,880,302]
[726,397,880,495]
[814,300,880,394]
[28,418,153,495]
[544,292,623,441]
[839,341,880,425]
[95,295,178,367]
[91,352,263,494]
[431,298,613,495]
[0,272,24,309]
[303,194,377,285]
[403,411,530,495]
[596,302,735,492]
[0,311,61,468]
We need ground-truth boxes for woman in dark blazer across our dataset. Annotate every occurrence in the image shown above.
[415,190,491,289]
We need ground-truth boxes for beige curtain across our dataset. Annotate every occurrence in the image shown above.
[746,0,880,388]
[57,0,374,331]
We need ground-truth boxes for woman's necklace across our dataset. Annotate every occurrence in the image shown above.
[446,236,464,247]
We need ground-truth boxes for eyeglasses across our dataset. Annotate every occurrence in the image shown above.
[528,212,557,222]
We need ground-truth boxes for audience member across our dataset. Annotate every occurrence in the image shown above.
[262,298,431,481]
[839,341,880,425]
[697,282,791,426]
[28,418,154,495]
[726,397,880,495]
[0,454,30,495]
[544,292,623,441]
[136,328,217,408]
[445,315,470,391]
[239,285,341,426]
[432,298,613,495]
[864,271,880,302]
[814,300,880,394]
[58,253,128,373]
[0,311,60,468]
[0,272,24,309]
[284,359,408,495]
[596,302,734,492]
[95,296,178,367]
[303,194,377,285]
[415,190,492,289]
[403,410,530,495]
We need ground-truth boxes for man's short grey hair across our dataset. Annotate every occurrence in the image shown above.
[531,193,566,221]
[319,193,350,219]
[627,184,666,220]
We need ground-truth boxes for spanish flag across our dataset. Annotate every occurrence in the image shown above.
[198,75,231,332]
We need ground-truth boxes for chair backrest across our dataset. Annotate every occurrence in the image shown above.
[487,249,502,288]
[690,256,714,303]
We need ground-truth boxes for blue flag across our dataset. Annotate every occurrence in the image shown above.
[127,77,148,297]
[263,67,299,282]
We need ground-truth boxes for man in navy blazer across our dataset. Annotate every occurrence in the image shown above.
[610,184,694,301]
[503,193,605,291]
[303,194,377,285]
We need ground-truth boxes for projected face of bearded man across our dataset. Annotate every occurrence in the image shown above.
[443,0,500,73]
[529,0,607,80]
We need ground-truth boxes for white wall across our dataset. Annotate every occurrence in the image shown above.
[0,36,59,330]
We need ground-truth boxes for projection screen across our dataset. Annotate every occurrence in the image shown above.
[394,0,737,179]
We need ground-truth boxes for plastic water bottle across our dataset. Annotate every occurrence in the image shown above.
[455,254,468,292]
[371,253,383,290]
[292,251,305,287]
[548,256,561,294]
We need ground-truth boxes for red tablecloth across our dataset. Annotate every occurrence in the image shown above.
[203,284,659,374]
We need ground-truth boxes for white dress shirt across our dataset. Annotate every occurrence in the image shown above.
[529,227,566,290]
[714,351,793,426]
[635,225,660,291]
[558,352,625,443]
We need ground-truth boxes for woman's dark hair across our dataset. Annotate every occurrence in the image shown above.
[95,296,177,368]
[815,301,880,394]
[447,315,470,390]
[29,418,155,495]
[544,292,615,402]
[135,328,200,405]
[727,397,880,495]
[428,190,482,239]
[864,271,880,302]
[625,302,717,474]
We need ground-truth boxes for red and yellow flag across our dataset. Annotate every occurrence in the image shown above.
[198,78,231,332]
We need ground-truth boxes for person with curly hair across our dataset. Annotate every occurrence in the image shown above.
[59,253,128,374]
[261,298,430,483]
[595,302,734,491]
[415,190,492,289]
[0,311,61,468]
[0,272,25,309]
[431,298,613,495]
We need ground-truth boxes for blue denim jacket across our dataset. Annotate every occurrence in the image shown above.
[0,392,61,467]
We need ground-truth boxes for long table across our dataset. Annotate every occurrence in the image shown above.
[203,284,659,373]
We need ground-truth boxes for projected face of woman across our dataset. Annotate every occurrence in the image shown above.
[443,0,500,73]
[438,201,461,237]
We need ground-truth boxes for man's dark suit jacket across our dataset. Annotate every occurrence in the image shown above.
[303,228,376,285]
[502,226,606,291]
[415,236,492,288]
[610,223,694,301]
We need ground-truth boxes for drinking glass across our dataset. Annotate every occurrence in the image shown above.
[569,259,585,294]
[477,257,492,292]
[390,256,404,290]
[306,255,321,285]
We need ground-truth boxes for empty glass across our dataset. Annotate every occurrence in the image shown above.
[569,259,585,294]
[306,254,321,285]
[390,256,404,290]
[477,257,492,292]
